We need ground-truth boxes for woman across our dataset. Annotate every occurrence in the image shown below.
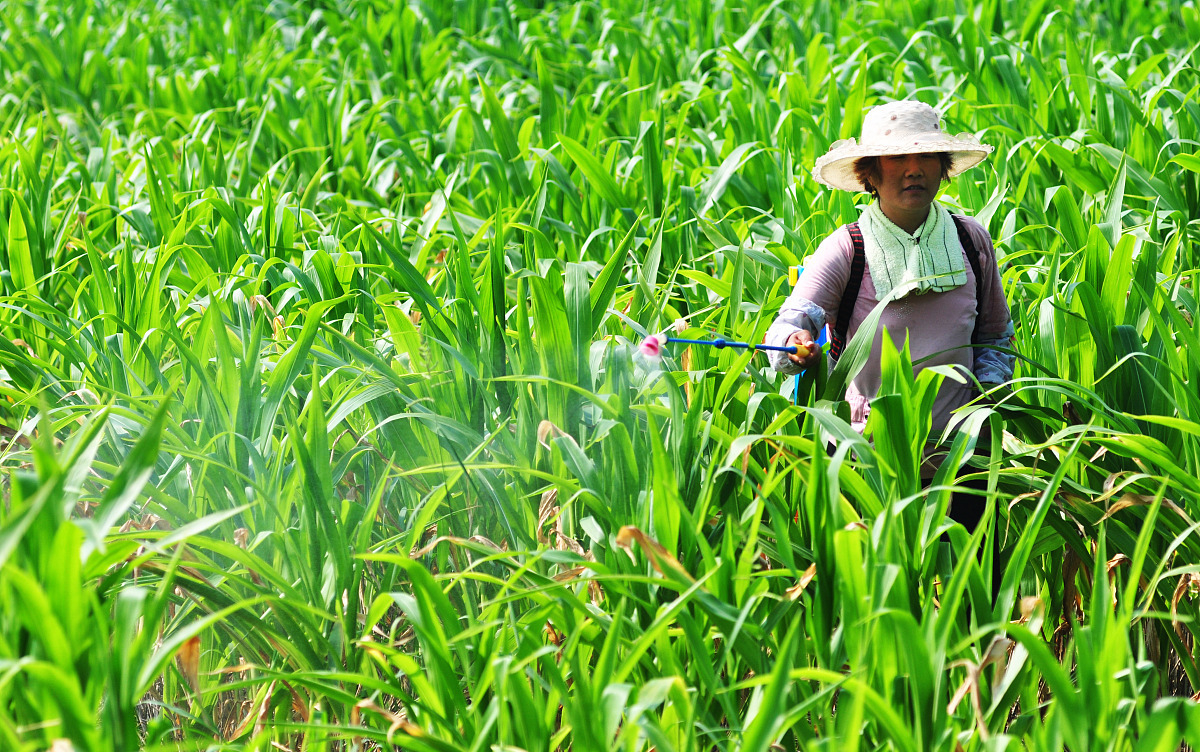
[766,101,1015,530]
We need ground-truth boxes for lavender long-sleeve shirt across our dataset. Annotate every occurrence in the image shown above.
[766,215,1014,434]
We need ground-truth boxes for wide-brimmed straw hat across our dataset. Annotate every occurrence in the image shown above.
[812,101,994,192]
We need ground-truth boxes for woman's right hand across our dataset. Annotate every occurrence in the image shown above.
[786,330,821,370]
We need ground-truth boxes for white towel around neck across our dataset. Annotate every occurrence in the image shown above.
[859,201,967,300]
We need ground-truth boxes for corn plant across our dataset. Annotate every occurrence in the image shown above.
[1,0,1199,749]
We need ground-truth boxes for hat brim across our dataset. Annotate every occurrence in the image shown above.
[812,138,994,192]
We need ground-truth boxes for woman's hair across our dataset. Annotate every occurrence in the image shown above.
[853,153,954,198]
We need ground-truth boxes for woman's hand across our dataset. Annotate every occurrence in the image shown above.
[786,330,821,370]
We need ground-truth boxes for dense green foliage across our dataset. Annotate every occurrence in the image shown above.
[1,0,1199,748]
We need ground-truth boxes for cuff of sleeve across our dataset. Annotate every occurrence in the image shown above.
[769,326,804,375]
[974,361,1009,384]
[768,300,827,375]
[973,321,1015,383]
[793,300,827,334]
[973,345,1015,384]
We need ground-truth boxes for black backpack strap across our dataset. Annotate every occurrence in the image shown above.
[951,215,984,344]
[829,222,866,362]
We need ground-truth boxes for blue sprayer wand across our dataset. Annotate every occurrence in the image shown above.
[664,337,798,354]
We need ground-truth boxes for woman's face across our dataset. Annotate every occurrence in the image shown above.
[873,153,942,218]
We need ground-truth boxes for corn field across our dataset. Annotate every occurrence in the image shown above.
[0,0,1198,749]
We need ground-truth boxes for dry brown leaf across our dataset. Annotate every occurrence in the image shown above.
[1007,491,1040,511]
[118,515,167,534]
[1062,549,1084,622]
[785,564,818,601]
[356,698,409,737]
[538,488,559,545]
[946,673,972,715]
[1017,598,1045,634]
[177,635,201,693]
[468,534,505,550]
[1051,618,1073,663]
[1101,494,1150,521]
[1100,492,1188,522]
[947,635,1013,737]
[411,534,491,558]
[249,294,276,318]
[139,559,208,584]
[1102,472,1123,494]
[555,515,587,557]
[290,688,309,721]
[357,698,426,743]
[557,535,586,555]
[982,636,1012,681]
[537,420,566,448]
[553,566,588,582]
[360,635,386,662]
[1171,573,1200,640]
[615,526,693,582]
[0,425,31,452]
[1106,553,1130,575]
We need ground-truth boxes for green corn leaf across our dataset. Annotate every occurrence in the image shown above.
[739,620,798,752]
[258,295,349,444]
[557,134,630,211]
[1171,153,1200,173]
[4,191,37,294]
